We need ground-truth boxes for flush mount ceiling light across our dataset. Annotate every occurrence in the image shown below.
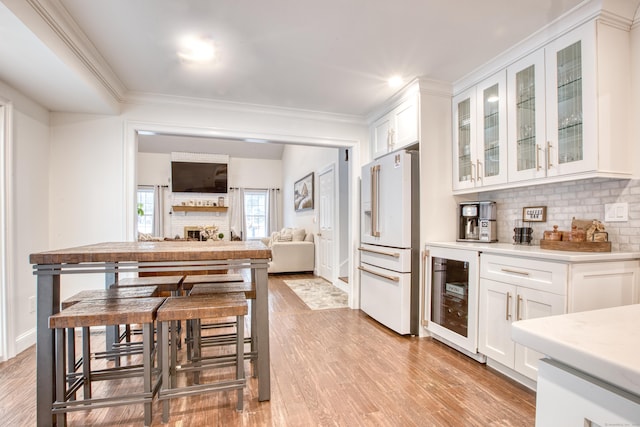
[387,75,404,88]
[177,36,216,63]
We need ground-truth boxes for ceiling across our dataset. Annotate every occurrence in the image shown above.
[0,0,600,157]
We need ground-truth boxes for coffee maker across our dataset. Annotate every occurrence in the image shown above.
[457,201,497,242]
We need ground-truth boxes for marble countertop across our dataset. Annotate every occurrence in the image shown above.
[425,241,640,262]
[511,304,640,397]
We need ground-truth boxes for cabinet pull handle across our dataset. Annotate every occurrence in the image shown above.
[547,141,553,169]
[516,294,523,321]
[358,266,400,282]
[476,159,482,182]
[388,128,395,150]
[358,247,400,258]
[536,144,542,171]
[471,162,476,183]
[500,268,530,276]
[506,292,512,321]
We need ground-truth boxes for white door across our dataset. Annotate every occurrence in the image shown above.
[318,166,335,281]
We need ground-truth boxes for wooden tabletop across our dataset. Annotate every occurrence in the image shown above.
[30,240,272,264]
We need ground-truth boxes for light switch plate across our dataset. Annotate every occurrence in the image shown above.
[604,202,628,222]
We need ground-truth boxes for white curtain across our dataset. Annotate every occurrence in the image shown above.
[268,188,280,234]
[153,185,166,237]
[230,187,246,240]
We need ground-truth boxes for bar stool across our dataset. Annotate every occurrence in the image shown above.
[156,293,248,422]
[111,275,185,345]
[113,275,185,295]
[182,273,247,356]
[181,273,244,292]
[48,297,166,426]
[60,286,158,364]
[186,281,257,374]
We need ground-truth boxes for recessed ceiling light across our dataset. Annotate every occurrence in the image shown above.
[178,36,216,63]
[388,75,404,88]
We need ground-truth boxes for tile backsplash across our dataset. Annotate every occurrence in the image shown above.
[480,178,640,251]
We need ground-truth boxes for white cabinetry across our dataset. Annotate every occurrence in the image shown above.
[536,359,640,427]
[479,255,566,382]
[508,23,597,182]
[453,72,507,190]
[371,92,419,159]
[479,253,639,384]
[453,15,632,193]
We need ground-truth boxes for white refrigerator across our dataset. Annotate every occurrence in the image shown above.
[359,149,419,335]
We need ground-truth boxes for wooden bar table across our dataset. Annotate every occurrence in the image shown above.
[30,240,272,427]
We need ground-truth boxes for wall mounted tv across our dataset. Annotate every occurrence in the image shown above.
[171,161,228,193]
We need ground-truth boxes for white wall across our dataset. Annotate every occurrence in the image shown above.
[137,152,284,239]
[47,101,365,246]
[281,144,339,233]
[0,80,50,358]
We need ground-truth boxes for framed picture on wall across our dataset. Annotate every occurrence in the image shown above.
[294,172,314,211]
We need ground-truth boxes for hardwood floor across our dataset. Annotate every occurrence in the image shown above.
[0,273,535,426]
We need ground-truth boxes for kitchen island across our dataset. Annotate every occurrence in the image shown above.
[512,304,640,426]
[30,240,272,427]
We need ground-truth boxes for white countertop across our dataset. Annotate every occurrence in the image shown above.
[425,241,640,262]
[511,304,640,397]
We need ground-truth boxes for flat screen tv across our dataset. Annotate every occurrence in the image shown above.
[171,161,228,193]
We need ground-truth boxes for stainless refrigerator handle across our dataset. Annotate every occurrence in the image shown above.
[358,265,400,282]
[371,165,381,237]
[358,247,400,258]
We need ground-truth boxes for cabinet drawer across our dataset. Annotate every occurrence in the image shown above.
[480,254,567,295]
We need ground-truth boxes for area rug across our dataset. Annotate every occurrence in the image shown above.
[283,278,348,310]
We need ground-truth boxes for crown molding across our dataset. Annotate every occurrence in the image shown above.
[18,0,127,103]
[124,91,368,126]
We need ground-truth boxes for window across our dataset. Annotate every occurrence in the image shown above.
[244,189,268,240]
[137,186,155,234]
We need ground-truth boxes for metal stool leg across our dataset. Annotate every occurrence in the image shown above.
[82,326,91,400]
[236,314,245,411]
[55,327,67,426]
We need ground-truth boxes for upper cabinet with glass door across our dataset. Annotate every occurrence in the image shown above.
[477,72,507,187]
[453,72,507,191]
[544,23,597,177]
[509,23,597,182]
[452,88,476,190]
[507,49,547,183]
[500,17,631,190]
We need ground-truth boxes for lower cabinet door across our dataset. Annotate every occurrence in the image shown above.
[514,287,565,380]
[478,278,516,368]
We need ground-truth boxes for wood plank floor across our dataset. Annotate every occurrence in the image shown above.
[0,273,535,426]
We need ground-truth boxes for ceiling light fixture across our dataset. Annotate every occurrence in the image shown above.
[178,36,216,63]
[388,75,403,88]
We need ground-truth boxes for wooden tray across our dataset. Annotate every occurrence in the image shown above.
[540,239,611,252]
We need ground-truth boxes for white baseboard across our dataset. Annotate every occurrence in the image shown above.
[15,327,36,356]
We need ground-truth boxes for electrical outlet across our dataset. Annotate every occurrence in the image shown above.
[29,296,36,313]
[604,203,628,222]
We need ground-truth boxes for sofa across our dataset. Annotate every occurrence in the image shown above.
[261,228,315,273]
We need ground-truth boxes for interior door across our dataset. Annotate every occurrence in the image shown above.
[318,166,335,282]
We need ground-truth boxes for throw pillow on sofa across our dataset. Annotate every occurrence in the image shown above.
[291,228,306,241]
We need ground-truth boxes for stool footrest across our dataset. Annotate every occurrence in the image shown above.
[53,389,156,413]
[158,378,245,400]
